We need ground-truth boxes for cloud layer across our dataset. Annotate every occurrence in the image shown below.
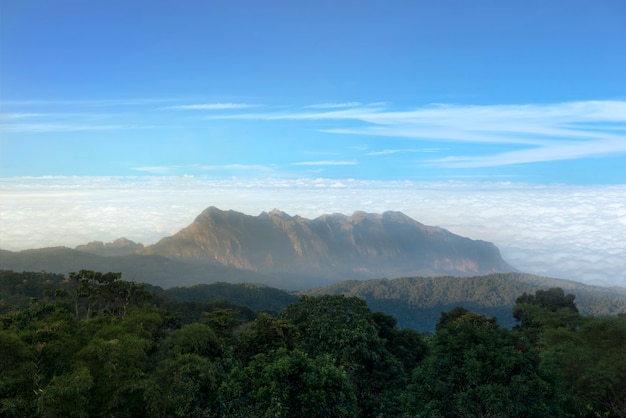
[1,176,625,287]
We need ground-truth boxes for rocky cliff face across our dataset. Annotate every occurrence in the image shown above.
[144,207,513,281]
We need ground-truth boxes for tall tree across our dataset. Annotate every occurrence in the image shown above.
[513,287,582,343]
[280,295,408,416]
[405,307,564,417]
[541,315,626,417]
[222,348,358,417]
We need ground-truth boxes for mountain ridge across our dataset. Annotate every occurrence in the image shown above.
[303,273,626,330]
[2,207,513,289]
[143,207,514,283]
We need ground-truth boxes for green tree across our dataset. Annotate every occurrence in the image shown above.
[165,323,224,359]
[36,366,93,418]
[146,354,225,418]
[77,321,153,417]
[0,329,36,417]
[223,348,358,417]
[513,287,582,344]
[0,302,83,416]
[405,307,564,417]
[69,270,149,320]
[516,287,578,313]
[237,313,299,361]
[541,315,626,417]
[281,296,379,358]
[371,311,428,375]
[280,295,407,416]
[202,307,242,339]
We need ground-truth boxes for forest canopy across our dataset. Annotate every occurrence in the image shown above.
[1,270,625,417]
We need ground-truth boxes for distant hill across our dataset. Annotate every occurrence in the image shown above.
[0,270,297,317]
[75,238,144,257]
[143,207,514,286]
[304,273,626,331]
[0,247,282,289]
[5,267,624,334]
[164,282,298,313]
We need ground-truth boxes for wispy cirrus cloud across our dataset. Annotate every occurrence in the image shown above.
[132,164,276,174]
[2,123,156,133]
[195,163,276,172]
[0,113,41,120]
[291,160,357,166]
[203,104,388,121]
[4,98,625,170]
[432,138,626,168]
[1,98,182,107]
[0,98,170,133]
[131,166,180,174]
[162,103,261,110]
[204,100,626,167]
[366,148,447,156]
[303,102,362,109]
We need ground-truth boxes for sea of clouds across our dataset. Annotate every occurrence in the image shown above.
[1,176,625,287]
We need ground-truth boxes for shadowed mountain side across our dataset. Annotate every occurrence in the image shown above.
[0,248,283,289]
[303,273,626,331]
[143,207,514,283]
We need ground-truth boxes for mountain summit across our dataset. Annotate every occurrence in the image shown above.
[144,207,513,284]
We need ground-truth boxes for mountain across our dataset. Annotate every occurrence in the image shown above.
[1,207,513,289]
[304,273,626,331]
[143,207,513,285]
[75,238,144,257]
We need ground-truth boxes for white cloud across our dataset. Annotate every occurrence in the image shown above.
[366,148,446,156]
[163,103,260,110]
[1,98,182,107]
[2,123,155,133]
[205,100,626,167]
[2,177,625,287]
[132,164,277,174]
[291,161,357,166]
[132,166,180,174]
[0,113,40,120]
[195,164,276,172]
[431,138,626,168]
[304,102,362,109]
[203,105,387,121]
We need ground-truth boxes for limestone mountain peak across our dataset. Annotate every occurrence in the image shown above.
[144,207,513,285]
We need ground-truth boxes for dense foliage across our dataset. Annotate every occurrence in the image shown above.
[1,270,625,417]
[305,273,626,330]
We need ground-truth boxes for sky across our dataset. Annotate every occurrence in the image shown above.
[1,1,626,286]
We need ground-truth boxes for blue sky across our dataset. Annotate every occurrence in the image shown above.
[1,1,626,286]
[2,0,626,182]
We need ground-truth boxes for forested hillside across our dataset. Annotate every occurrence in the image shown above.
[305,273,626,330]
[0,270,297,316]
[3,269,625,332]
[164,282,298,313]
[1,270,625,417]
